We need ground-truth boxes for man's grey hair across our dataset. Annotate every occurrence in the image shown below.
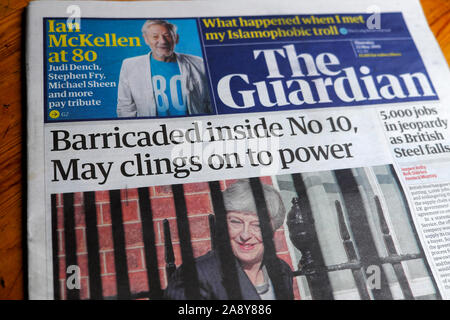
[141,19,177,40]
[222,179,286,231]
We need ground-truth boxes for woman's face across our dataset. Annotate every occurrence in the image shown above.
[227,211,264,268]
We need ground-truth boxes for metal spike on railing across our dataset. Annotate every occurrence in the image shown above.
[287,194,334,300]
[335,200,371,300]
[287,198,315,272]
[374,195,414,300]
[336,200,358,262]
[163,219,176,279]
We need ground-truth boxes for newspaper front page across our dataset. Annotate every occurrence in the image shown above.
[26,0,450,300]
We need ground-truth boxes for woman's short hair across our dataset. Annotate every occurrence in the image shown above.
[222,179,286,231]
[141,20,177,40]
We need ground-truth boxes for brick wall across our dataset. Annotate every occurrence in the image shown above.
[55,177,300,299]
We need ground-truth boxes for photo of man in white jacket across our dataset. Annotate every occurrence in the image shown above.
[117,20,213,118]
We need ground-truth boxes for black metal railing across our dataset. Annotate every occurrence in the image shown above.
[286,168,440,300]
[52,170,440,300]
[52,178,290,300]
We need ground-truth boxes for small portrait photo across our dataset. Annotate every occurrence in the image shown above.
[117,19,213,118]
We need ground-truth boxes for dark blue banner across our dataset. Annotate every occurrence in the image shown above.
[200,13,437,114]
[43,13,437,122]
